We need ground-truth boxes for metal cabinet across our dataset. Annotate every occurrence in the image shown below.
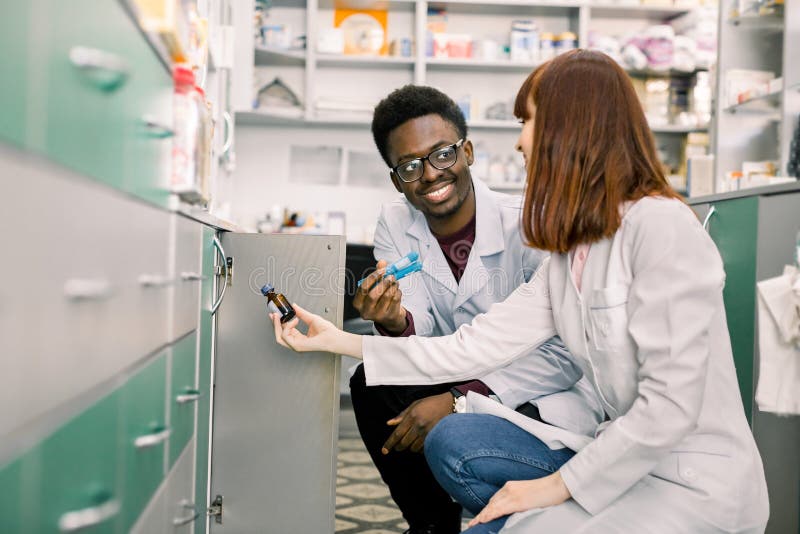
[690,190,800,534]
[0,0,173,207]
[0,144,173,447]
[205,233,345,534]
[696,196,760,422]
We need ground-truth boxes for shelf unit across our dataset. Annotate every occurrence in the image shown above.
[713,2,799,189]
[238,0,713,193]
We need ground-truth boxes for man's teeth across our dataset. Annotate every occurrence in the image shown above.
[425,184,451,200]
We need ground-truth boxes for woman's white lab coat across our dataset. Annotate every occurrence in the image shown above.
[362,197,769,533]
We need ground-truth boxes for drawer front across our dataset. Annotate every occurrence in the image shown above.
[172,215,204,341]
[166,439,198,534]
[120,352,169,531]
[0,459,23,533]
[170,332,198,467]
[130,438,196,534]
[0,147,171,443]
[26,392,123,533]
[22,0,172,205]
[0,2,30,146]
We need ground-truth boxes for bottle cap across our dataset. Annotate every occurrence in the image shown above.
[174,66,195,87]
[260,284,275,296]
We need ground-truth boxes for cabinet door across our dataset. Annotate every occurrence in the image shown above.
[754,192,800,534]
[194,227,218,534]
[705,197,759,423]
[209,234,345,534]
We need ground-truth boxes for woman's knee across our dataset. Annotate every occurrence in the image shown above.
[425,414,486,467]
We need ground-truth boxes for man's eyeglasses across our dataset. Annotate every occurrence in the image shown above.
[391,139,465,183]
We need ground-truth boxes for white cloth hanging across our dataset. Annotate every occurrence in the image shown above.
[755,265,800,415]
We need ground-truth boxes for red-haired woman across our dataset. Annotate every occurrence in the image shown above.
[271,50,769,533]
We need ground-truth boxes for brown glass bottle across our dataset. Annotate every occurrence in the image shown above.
[261,284,296,323]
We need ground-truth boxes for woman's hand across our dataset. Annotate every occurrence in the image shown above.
[467,471,571,528]
[271,303,364,358]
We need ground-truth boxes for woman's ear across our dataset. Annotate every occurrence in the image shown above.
[464,139,475,166]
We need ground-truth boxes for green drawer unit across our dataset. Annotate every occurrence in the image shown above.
[0,459,23,533]
[171,332,199,467]
[28,0,172,206]
[25,390,124,534]
[0,2,30,145]
[195,227,217,533]
[705,197,759,423]
[120,352,169,531]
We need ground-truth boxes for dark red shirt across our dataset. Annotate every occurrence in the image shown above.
[375,213,490,396]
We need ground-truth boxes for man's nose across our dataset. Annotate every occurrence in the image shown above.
[420,159,442,182]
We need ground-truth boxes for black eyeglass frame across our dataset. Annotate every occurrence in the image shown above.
[390,139,465,183]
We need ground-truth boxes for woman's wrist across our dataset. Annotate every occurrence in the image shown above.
[335,330,364,359]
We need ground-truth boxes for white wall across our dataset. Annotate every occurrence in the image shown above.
[227,123,403,242]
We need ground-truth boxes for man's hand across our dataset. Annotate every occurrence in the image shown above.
[381,392,454,454]
[353,259,407,334]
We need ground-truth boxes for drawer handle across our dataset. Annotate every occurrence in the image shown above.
[173,500,199,526]
[702,205,716,231]
[141,115,175,138]
[134,427,171,448]
[221,111,234,155]
[176,389,202,404]
[58,495,120,532]
[138,273,173,288]
[180,271,205,282]
[69,46,130,91]
[63,278,113,301]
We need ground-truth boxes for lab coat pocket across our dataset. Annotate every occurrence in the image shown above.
[588,285,630,352]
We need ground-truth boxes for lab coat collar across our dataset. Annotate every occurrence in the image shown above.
[405,179,507,301]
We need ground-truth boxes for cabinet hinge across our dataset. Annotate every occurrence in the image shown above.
[207,494,224,524]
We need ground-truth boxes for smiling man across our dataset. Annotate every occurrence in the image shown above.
[349,85,603,534]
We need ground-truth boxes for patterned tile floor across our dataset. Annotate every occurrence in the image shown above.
[337,405,470,533]
[336,407,409,533]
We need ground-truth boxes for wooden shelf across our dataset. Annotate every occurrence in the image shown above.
[588,3,691,19]
[469,120,521,130]
[724,90,782,114]
[728,13,784,31]
[626,67,708,78]
[316,55,415,68]
[649,124,710,134]
[427,57,540,70]
[254,46,306,66]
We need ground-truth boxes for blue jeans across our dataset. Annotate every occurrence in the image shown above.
[425,413,576,534]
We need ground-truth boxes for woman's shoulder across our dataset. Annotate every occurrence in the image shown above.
[620,195,722,271]
[622,196,702,237]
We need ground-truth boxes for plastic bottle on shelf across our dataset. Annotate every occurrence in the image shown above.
[489,156,506,184]
[472,142,490,181]
[540,33,555,62]
[194,86,213,204]
[643,25,675,72]
[172,66,201,202]
[554,32,578,55]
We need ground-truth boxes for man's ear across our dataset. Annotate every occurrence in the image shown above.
[463,139,474,166]
[389,171,402,193]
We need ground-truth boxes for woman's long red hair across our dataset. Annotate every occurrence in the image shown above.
[516,50,682,253]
